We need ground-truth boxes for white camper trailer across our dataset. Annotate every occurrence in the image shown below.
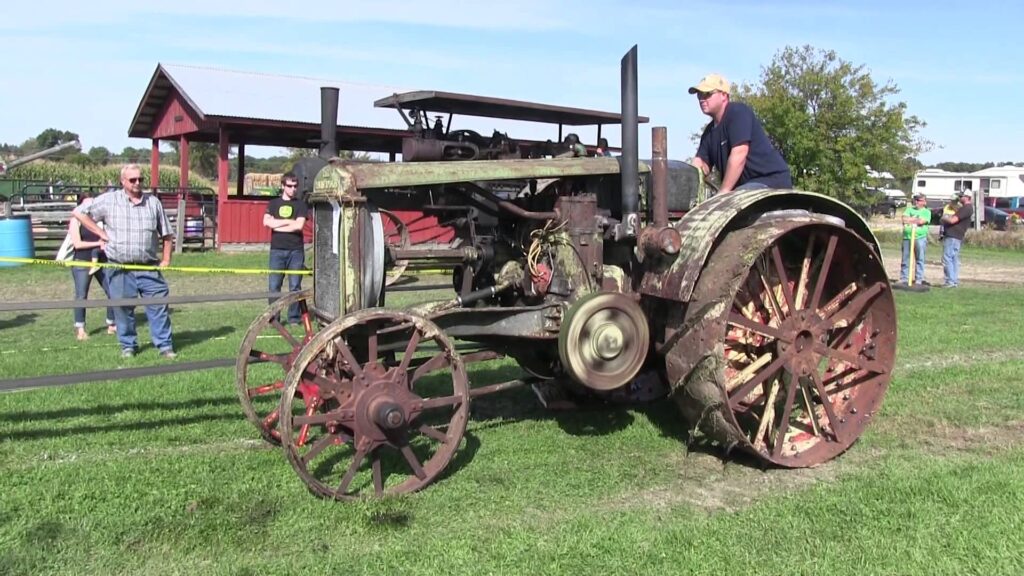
[913,166,1024,207]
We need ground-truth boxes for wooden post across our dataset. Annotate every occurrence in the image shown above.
[217,127,230,250]
[179,135,190,192]
[150,140,161,190]
[236,142,245,196]
[175,197,185,254]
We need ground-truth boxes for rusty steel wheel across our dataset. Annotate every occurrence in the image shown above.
[280,309,470,500]
[675,221,896,467]
[235,290,328,445]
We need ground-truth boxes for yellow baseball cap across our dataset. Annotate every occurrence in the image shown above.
[688,73,731,95]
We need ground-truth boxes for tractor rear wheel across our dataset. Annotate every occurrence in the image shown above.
[670,220,897,467]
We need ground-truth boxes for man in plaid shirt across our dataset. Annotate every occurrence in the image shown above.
[75,164,177,359]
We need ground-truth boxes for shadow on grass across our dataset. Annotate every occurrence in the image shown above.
[1,412,248,441]
[0,313,38,330]
[0,395,241,423]
[168,326,237,351]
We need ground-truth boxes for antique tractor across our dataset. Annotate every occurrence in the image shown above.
[236,47,896,500]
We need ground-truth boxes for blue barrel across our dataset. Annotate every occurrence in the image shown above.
[0,215,35,267]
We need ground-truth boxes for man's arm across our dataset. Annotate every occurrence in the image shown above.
[719,143,750,193]
[273,217,306,233]
[159,234,173,268]
[74,211,108,242]
[263,212,281,230]
[691,156,710,177]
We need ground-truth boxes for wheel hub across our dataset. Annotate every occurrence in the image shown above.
[591,323,625,360]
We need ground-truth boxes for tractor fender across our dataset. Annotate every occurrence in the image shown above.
[639,188,878,302]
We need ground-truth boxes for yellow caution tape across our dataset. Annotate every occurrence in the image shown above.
[0,256,311,275]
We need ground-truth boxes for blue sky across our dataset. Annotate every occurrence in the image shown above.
[2,0,1021,166]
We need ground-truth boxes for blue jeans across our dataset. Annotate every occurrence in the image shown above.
[71,266,115,328]
[106,268,174,352]
[943,237,962,286]
[900,236,927,284]
[268,249,305,323]
[735,181,771,191]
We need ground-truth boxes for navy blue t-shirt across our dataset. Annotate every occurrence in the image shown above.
[696,101,792,189]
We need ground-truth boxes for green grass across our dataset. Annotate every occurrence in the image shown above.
[2,257,1024,575]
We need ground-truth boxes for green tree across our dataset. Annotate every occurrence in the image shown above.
[35,128,79,149]
[87,146,112,165]
[734,45,931,205]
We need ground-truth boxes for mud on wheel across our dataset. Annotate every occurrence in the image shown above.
[675,219,897,467]
[279,309,470,500]
[235,290,327,445]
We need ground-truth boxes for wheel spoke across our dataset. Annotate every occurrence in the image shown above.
[337,446,369,496]
[400,444,427,480]
[799,378,822,438]
[271,318,300,348]
[813,342,886,374]
[727,352,774,394]
[727,312,789,343]
[293,410,345,427]
[420,394,465,411]
[372,451,384,496]
[809,364,844,442]
[334,338,365,381]
[248,380,285,397]
[261,408,280,429]
[771,374,799,458]
[411,352,449,384]
[821,282,885,330]
[250,350,289,365]
[418,423,449,443]
[395,330,423,375]
[752,378,781,451]
[297,401,320,447]
[809,233,839,311]
[755,259,786,322]
[367,324,378,367]
[728,354,786,408]
[795,234,816,310]
[770,244,796,313]
[301,432,343,466]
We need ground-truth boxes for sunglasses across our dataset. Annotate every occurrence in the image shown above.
[283,183,298,188]
[127,177,144,184]
[696,91,718,100]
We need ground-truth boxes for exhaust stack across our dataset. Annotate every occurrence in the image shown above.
[619,45,639,237]
[319,86,339,160]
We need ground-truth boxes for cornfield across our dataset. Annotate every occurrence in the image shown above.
[6,161,214,189]
[244,172,282,196]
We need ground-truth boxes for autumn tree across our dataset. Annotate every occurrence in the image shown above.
[734,46,931,205]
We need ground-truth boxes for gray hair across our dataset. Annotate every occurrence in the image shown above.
[120,163,142,179]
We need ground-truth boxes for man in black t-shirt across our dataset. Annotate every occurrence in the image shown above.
[939,191,974,288]
[688,73,792,194]
[264,172,309,323]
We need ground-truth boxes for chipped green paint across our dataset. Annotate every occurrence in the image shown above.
[307,157,650,201]
[340,203,360,315]
[640,188,878,303]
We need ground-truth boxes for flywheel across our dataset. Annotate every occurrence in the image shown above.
[558,292,650,391]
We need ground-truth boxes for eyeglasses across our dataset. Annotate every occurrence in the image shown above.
[127,177,143,184]
[283,183,298,188]
[696,91,718,100]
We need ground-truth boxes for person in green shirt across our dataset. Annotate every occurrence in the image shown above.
[900,193,931,285]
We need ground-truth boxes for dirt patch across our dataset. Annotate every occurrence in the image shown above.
[879,246,1024,287]
[605,420,1024,514]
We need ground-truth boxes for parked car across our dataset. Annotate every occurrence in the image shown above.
[868,188,907,218]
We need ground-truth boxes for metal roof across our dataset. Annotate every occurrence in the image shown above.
[128,63,638,153]
[374,90,649,126]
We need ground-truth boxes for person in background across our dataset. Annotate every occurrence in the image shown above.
[688,73,792,193]
[264,172,309,324]
[75,164,177,359]
[899,193,931,286]
[595,137,613,157]
[68,195,116,340]
[940,190,974,288]
[939,193,959,239]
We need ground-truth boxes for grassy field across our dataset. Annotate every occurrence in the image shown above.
[2,251,1024,575]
